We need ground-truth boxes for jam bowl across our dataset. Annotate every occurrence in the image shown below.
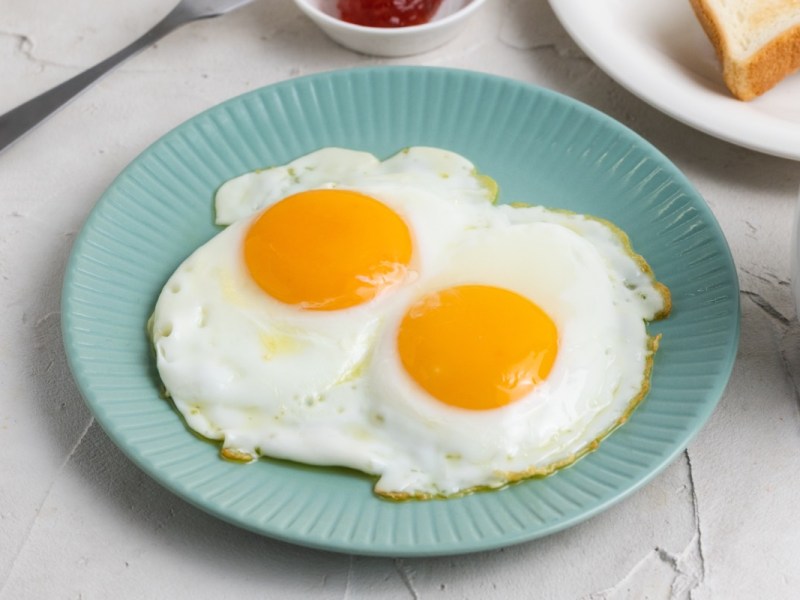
[291,0,490,57]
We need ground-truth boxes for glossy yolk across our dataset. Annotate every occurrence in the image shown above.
[244,189,413,310]
[397,285,558,410]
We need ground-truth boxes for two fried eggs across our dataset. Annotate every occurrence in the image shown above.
[149,147,670,499]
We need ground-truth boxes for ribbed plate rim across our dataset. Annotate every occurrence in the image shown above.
[61,66,740,557]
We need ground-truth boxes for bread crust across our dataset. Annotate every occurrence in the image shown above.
[689,0,800,100]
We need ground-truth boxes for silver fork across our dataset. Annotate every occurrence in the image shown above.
[0,0,254,155]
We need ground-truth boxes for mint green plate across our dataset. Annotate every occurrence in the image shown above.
[62,67,739,556]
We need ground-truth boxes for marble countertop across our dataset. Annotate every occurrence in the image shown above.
[2,1,798,598]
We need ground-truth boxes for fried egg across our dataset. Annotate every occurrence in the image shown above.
[149,147,670,499]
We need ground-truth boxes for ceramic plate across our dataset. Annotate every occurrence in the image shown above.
[550,0,800,161]
[62,67,739,556]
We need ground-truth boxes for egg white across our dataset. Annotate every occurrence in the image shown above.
[151,148,496,464]
[362,206,664,497]
[150,147,669,499]
[215,147,496,225]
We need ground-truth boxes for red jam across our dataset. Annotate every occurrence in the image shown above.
[337,0,445,28]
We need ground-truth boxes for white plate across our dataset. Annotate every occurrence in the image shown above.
[549,0,800,161]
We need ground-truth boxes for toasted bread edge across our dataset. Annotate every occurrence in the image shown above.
[689,0,800,100]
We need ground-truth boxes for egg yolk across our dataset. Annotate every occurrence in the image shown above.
[244,189,413,310]
[397,285,558,410]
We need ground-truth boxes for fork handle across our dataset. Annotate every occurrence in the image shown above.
[0,4,192,155]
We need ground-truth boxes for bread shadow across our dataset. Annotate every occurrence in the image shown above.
[650,1,725,95]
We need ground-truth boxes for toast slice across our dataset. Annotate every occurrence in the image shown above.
[689,0,800,100]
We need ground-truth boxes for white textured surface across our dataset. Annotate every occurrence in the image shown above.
[1,0,798,598]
